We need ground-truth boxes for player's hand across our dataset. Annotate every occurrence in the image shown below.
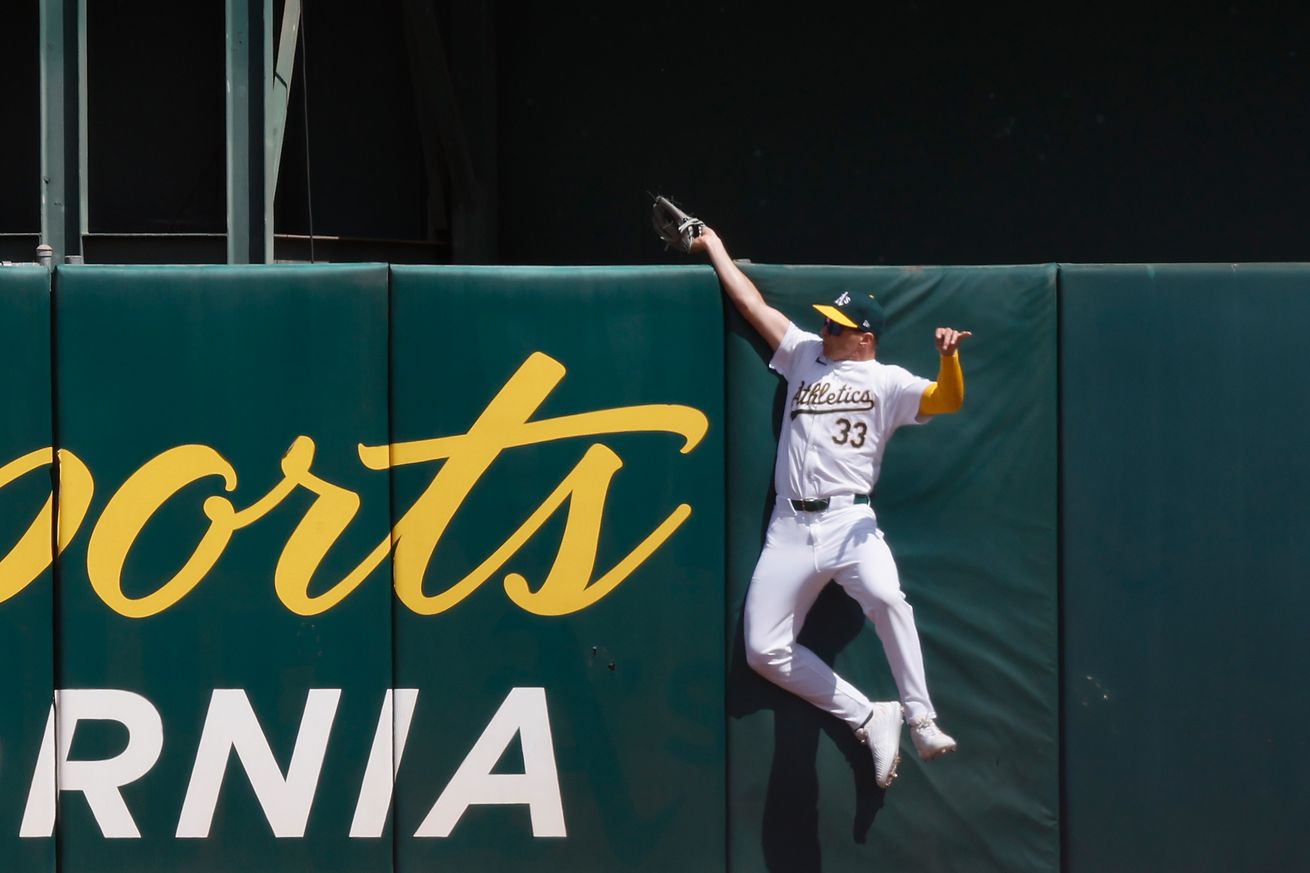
[934,327,972,356]
[688,225,719,255]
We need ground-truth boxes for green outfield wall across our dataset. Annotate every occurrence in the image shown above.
[1060,264,1310,873]
[0,262,1306,872]
[52,265,394,873]
[0,268,55,873]
[386,266,725,872]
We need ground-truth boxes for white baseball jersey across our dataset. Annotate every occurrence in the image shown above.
[769,322,931,500]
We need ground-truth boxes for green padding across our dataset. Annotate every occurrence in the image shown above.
[0,268,54,873]
[389,266,725,872]
[53,266,392,872]
[1061,265,1310,872]
[725,265,1058,872]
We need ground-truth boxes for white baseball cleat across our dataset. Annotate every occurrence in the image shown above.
[908,716,958,760]
[855,702,903,788]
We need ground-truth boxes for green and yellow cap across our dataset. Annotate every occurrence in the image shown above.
[813,291,885,337]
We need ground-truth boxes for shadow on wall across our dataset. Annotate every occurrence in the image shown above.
[729,588,887,873]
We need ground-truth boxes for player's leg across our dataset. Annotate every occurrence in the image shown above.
[829,510,935,722]
[830,509,958,759]
[743,511,874,729]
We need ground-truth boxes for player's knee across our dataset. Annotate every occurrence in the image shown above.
[863,588,911,621]
[744,640,790,677]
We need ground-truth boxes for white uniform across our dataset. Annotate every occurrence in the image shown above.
[744,322,938,727]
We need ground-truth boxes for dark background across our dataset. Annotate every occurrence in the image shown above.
[1,1,1307,263]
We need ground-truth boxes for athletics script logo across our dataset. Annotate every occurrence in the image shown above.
[789,380,877,419]
[0,351,709,618]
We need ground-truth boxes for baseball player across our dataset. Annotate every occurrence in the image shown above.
[691,226,969,789]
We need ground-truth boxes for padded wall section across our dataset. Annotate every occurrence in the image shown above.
[0,268,54,873]
[1061,264,1310,872]
[53,265,392,873]
[725,264,1059,873]
[388,266,725,872]
[3,259,1071,871]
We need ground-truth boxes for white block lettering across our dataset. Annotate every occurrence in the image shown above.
[19,702,56,838]
[349,688,419,838]
[415,687,565,839]
[176,688,339,838]
[22,690,163,838]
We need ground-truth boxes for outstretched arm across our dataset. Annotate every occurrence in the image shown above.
[919,327,973,416]
[691,226,790,352]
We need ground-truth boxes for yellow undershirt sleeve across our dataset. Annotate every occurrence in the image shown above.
[918,352,965,416]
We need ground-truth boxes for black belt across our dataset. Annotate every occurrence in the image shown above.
[788,494,870,512]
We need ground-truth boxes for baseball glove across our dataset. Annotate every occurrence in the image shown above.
[650,195,704,252]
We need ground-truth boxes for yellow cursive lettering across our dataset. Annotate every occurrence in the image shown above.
[359,352,707,615]
[6,352,707,619]
[264,437,388,616]
[86,445,238,618]
[0,448,94,602]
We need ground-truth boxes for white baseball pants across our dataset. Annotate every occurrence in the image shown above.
[743,500,937,728]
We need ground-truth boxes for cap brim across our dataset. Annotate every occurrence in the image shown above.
[813,304,859,329]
